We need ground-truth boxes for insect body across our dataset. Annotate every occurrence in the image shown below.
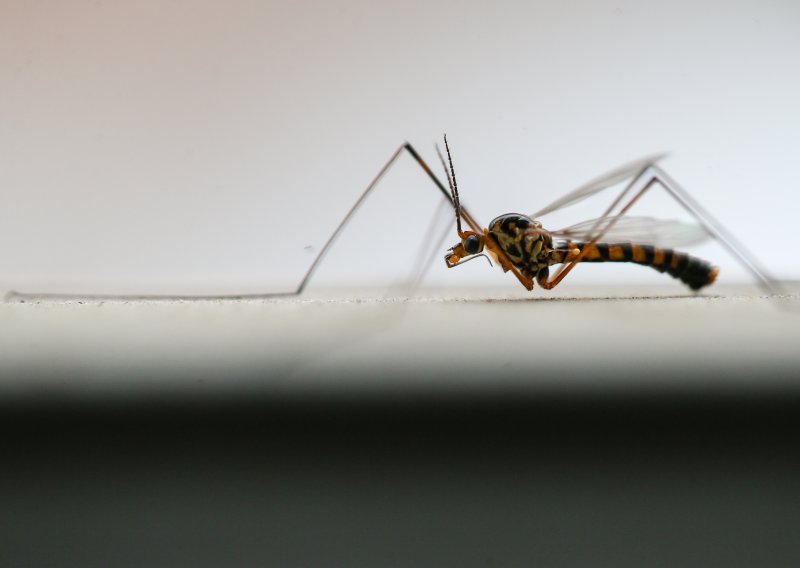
[437,136,722,293]
[447,212,719,291]
[557,241,719,291]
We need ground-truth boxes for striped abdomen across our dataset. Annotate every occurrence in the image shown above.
[554,242,719,290]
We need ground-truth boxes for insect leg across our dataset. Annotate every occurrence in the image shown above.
[538,175,658,290]
[292,143,482,296]
[648,165,782,295]
[5,142,479,302]
[405,144,483,234]
[289,144,409,296]
[6,144,408,301]
[539,166,781,294]
[403,197,454,291]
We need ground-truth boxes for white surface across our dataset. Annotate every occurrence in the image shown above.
[2,1,799,295]
[3,285,799,399]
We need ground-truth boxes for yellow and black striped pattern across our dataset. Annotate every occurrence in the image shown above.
[487,213,552,276]
[552,242,719,290]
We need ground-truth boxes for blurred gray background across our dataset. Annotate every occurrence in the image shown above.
[2,0,799,295]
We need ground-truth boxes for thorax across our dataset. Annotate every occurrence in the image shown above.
[487,213,553,274]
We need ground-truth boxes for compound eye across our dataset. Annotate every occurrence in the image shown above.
[464,234,481,255]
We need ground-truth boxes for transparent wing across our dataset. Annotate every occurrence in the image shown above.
[531,154,668,218]
[551,216,711,249]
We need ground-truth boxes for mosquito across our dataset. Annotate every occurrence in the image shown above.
[286,135,778,298]
[5,135,780,301]
[438,135,719,293]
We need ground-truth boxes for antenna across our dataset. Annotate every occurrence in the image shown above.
[435,134,463,236]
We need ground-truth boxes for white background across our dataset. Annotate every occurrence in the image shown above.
[2,0,798,295]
